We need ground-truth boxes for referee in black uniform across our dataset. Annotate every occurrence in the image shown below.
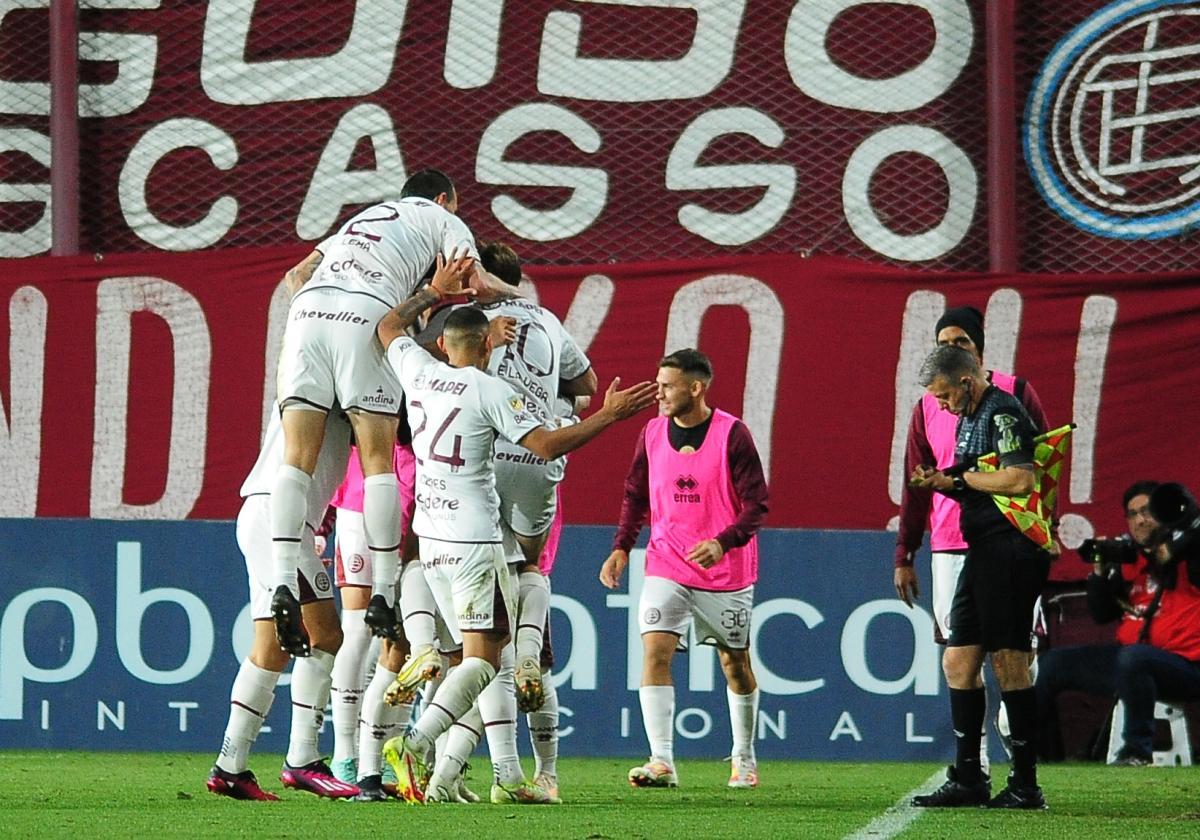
[907,344,1050,810]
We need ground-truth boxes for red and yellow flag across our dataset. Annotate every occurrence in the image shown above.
[975,423,1075,550]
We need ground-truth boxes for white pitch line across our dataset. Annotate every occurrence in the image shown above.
[842,769,945,840]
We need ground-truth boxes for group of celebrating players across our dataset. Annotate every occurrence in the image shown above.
[205,169,771,804]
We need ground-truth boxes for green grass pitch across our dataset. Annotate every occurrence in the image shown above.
[3,752,1200,838]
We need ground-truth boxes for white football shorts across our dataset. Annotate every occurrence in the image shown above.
[419,536,514,644]
[930,550,967,643]
[277,286,402,414]
[493,439,562,538]
[237,495,334,620]
[638,575,754,650]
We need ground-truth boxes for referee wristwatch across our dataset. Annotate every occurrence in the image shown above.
[951,474,967,492]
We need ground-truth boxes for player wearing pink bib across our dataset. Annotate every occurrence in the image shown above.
[327,442,431,798]
[892,307,1048,777]
[601,349,768,790]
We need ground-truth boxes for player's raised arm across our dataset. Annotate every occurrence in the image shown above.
[518,377,656,461]
[376,251,476,349]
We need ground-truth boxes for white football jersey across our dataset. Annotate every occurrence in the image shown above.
[480,298,590,424]
[387,337,544,542]
[311,197,479,307]
[240,410,352,530]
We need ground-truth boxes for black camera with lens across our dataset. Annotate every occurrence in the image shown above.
[1148,482,1200,562]
[1078,534,1141,566]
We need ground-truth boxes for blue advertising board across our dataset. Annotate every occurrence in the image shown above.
[0,520,973,760]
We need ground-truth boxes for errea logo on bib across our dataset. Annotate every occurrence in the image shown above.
[1025,0,1200,239]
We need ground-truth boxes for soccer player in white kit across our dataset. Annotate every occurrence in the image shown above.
[206,409,360,801]
[370,289,657,804]
[421,243,596,714]
[270,169,480,656]
[476,242,597,715]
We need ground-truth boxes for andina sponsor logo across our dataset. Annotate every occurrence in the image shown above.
[460,605,489,622]
[360,387,394,407]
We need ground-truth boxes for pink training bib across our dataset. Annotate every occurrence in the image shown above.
[920,370,1018,552]
[330,443,417,512]
[644,409,758,591]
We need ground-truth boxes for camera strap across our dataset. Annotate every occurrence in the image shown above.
[1137,585,1166,644]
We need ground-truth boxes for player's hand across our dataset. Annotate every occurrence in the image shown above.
[431,248,477,297]
[600,377,657,420]
[686,539,724,569]
[489,315,518,347]
[600,549,629,589]
[909,465,950,491]
[894,565,919,607]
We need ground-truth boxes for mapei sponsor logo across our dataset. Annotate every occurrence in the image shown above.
[674,474,701,503]
[292,308,370,325]
[1025,0,1200,239]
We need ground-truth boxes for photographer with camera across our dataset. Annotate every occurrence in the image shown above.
[1036,480,1200,765]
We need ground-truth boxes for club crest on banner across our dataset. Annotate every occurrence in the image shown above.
[1025,0,1200,239]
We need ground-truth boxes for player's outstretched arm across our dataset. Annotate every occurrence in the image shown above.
[284,250,323,296]
[519,377,656,461]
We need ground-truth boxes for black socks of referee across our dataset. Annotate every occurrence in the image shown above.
[1001,687,1039,787]
[950,687,986,784]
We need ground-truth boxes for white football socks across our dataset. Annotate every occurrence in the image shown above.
[362,473,400,607]
[639,685,675,766]
[357,665,402,779]
[516,571,549,664]
[270,464,311,598]
[528,671,559,778]
[216,659,279,774]
[727,687,759,763]
[400,560,436,650]
[479,644,522,786]
[330,608,370,765]
[287,648,334,767]
[409,657,497,754]
[429,704,483,793]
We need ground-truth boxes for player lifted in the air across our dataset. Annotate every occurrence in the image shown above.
[269,169,480,657]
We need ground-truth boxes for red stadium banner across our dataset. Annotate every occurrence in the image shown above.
[4,248,1200,582]
[4,1,1198,275]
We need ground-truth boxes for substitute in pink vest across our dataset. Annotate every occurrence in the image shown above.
[600,348,768,792]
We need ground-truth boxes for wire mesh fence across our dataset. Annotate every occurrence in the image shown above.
[1,1,1196,271]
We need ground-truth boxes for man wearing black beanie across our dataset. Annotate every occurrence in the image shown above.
[893,304,1051,807]
[935,306,987,357]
